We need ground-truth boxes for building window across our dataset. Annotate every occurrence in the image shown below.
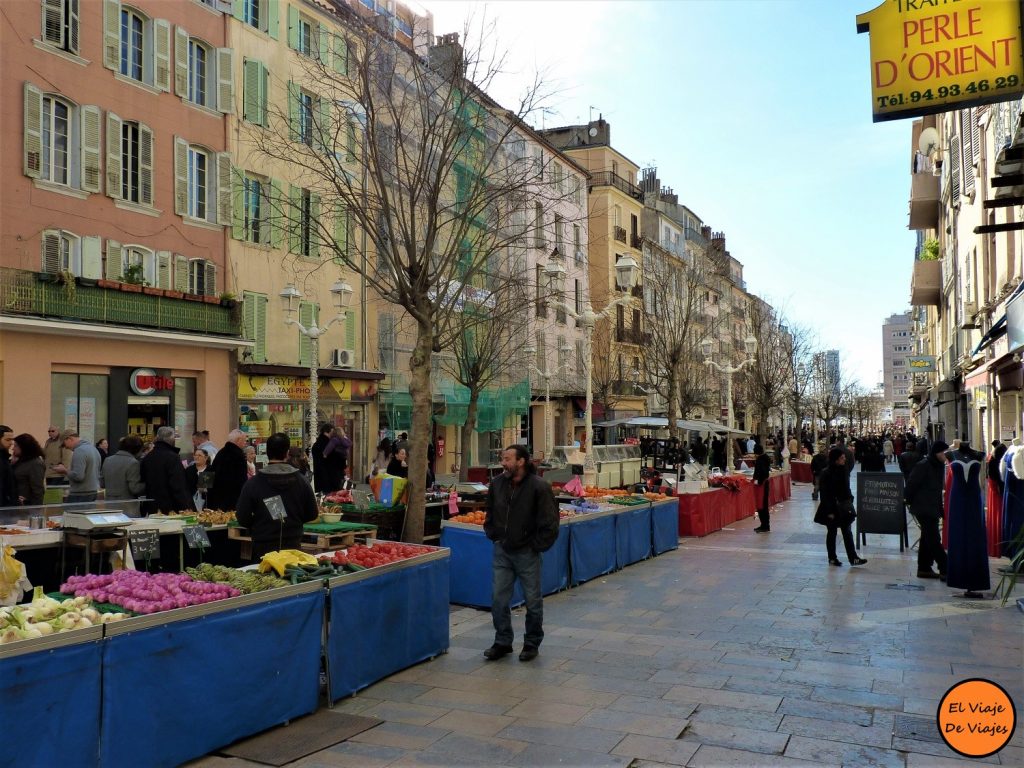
[244,175,269,244]
[187,146,208,219]
[122,245,155,285]
[41,95,71,186]
[297,15,313,57]
[51,373,108,445]
[41,229,81,275]
[574,225,582,261]
[188,258,217,296]
[299,188,313,257]
[120,8,145,81]
[296,88,313,145]
[188,38,208,106]
[41,0,80,54]
[175,139,230,225]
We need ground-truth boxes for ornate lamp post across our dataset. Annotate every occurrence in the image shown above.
[279,280,354,467]
[522,339,565,459]
[701,335,757,471]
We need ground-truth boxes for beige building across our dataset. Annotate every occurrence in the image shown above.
[881,311,913,423]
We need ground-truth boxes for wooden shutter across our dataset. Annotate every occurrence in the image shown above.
[333,35,347,75]
[174,26,189,97]
[232,0,244,20]
[105,239,123,280]
[42,0,64,47]
[243,59,259,123]
[269,178,283,248]
[288,184,300,253]
[154,19,171,92]
[950,134,961,207]
[287,81,298,141]
[23,82,43,178]
[243,291,256,340]
[267,0,279,39]
[231,170,244,240]
[67,0,79,54]
[174,137,189,215]
[318,23,329,66]
[139,123,154,205]
[287,4,298,50]
[80,105,102,193]
[334,205,349,263]
[41,231,61,273]
[156,251,172,289]
[316,96,330,153]
[216,152,233,226]
[298,301,313,365]
[173,254,188,291]
[310,193,321,256]
[204,262,217,296]
[960,109,974,197]
[254,293,268,362]
[102,0,119,70]
[105,112,122,198]
[216,48,234,114]
[81,236,102,279]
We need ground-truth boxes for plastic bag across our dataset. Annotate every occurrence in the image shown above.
[562,475,584,497]
[0,545,32,606]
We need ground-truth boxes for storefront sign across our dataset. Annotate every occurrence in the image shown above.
[857,0,1024,122]
[130,368,174,396]
[239,376,377,402]
[908,355,937,371]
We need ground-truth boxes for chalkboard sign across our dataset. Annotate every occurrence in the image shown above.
[264,495,287,521]
[182,524,211,550]
[128,528,160,560]
[856,472,908,551]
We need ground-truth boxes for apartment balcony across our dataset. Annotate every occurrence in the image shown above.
[615,327,651,345]
[910,260,941,305]
[589,171,643,200]
[613,226,627,243]
[908,172,940,230]
[0,268,240,337]
[683,227,708,248]
[630,233,643,250]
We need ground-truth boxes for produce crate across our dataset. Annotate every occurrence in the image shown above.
[339,503,406,541]
[607,496,649,506]
[299,524,377,553]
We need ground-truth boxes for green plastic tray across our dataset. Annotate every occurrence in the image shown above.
[304,521,378,534]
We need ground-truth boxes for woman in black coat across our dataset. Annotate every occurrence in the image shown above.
[814,448,867,567]
[208,434,249,511]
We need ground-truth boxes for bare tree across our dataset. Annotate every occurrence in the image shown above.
[812,353,848,436]
[589,320,631,422]
[246,14,568,541]
[779,320,816,439]
[742,298,792,443]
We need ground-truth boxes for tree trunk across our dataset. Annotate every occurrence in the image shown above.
[458,393,480,482]
[758,407,770,447]
[404,320,433,543]
[666,369,679,444]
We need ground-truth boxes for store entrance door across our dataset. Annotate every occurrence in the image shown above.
[126,397,170,443]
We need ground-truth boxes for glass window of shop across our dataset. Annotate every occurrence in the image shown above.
[174,377,196,452]
[51,373,108,444]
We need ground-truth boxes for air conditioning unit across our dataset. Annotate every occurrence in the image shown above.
[331,348,356,368]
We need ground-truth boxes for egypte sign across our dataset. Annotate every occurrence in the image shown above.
[857,0,1024,122]
[908,355,937,371]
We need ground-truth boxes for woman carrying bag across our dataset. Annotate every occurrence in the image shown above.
[814,447,868,567]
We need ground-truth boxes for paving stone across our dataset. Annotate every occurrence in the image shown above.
[507,743,631,767]
[664,684,783,712]
[411,685,522,715]
[610,733,701,766]
[782,735,906,768]
[359,681,434,703]
[722,676,814,699]
[678,719,790,755]
[503,699,592,725]
[320,741,408,768]
[891,737,1000,763]
[421,731,529,764]
[496,718,627,754]
[328,695,385,715]
[810,684,903,709]
[577,708,688,738]
[414,669,525,695]
[776,696,874,726]
[562,672,673,697]
[780,669,877,691]
[349,721,450,751]
[690,704,784,732]
[686,744,835,767]
[426,709,516,738]
[648,670,730,689]
[906,753,1003,767]
[361,700,451,727]
[608,694,700,720]
[777,714,895,749]
[560,658,661,681]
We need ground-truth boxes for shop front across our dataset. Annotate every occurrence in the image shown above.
[237,367,382,480]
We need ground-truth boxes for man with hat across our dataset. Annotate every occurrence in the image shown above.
[904,440,949,579]
[54,429,102,503]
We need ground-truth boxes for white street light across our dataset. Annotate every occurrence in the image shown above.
[702,334,757,472]
[279,280,354,482]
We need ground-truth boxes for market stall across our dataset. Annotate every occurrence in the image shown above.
[790,460,813,484]
[612,501,652,568]
[568,507,618,585]
[650,497,680,554]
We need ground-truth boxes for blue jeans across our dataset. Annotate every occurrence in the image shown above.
[491,542,543,648]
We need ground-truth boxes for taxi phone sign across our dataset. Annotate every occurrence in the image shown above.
[857,0,1024,122]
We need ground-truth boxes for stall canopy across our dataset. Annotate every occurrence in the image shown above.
[624,416,746,435]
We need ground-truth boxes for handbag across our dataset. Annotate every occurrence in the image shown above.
[838,498,856,524]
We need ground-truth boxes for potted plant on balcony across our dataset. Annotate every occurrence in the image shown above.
[55,269,76,302]
[219,291,237,309]
[120,264,145,293]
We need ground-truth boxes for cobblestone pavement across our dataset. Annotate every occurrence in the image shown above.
[194,469,1023,768]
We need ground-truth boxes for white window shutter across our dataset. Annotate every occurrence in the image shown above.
[105,239,123,280]
[102,0,119,70]
[154,19,172,92]
[215,152,232,225]
[174,137,189,215]
[216,48,234,114]
[204,262,217,296]
[174,26,189,96]
[156,251,172,288]
[139,124,154,205]
[173,254,188,291]
[42,0,64,47]
[80,105,102,193]
[81,236,102,279]
[105,112,122,198]
[23,82,43,178]
[41,231,61,273]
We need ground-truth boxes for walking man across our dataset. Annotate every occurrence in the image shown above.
[483,445,559,662]
[753,444,772,532]
[905,440,949,579]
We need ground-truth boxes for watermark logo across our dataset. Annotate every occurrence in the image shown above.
[937,678,1016,758]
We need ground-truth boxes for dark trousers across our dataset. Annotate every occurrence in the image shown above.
[491,542,543,649]
[915,515,947,574]
[826,523,858,562]
[757,481,770,528]
[66,492,98,504]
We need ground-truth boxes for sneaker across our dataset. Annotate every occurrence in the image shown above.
[754,526,770,533]
[850,558,867,566]
[829,558,843,567]
[483,644,513,660]
[519,645,538,662]
[917,570,941,579]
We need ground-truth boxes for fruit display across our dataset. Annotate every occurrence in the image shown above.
[322,489,354,505]
[559,508,577,520]
[257,549,321,577]
[449,511,486,525]
[60,571,240,614]
[580,487,630,498]
[325,542,435,570]
[0,591,127,643]
[197,509,235,526]
[186,564,287,593]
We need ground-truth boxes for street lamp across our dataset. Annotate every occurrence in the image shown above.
[522,339,564,459]
[543,251,639,485]
[701,335,757,472]
[279,279,354,468]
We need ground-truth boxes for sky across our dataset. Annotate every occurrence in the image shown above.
[423,0,916,388]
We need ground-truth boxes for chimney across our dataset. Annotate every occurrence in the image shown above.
[429,32,465,78]
[640,167,659,194]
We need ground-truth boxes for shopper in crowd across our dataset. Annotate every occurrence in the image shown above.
[0,425,15,506]
[103,436,146,502]
[752,444,772,533]
[745,435,756,454]
[312,423,341,493]
[185,447,212,510]
[368,437,391,481]
[140,426,193,514]
[286,445,311,482]
[814,448,867,567]
[323,427,351,486]
[192,430,218,461]
[54,429,102,504]
[810,442,829,501]
[96,437,110,466]
[10,433,45,506]
[208,430,249,511]
[905,440,949,580]
[898,438,926,481]
[860,441,886,473]
[42,424,72,482]
[386,445,409,478]
[244,445,257,479]
[483,445,559,662]
[235,432,318,560]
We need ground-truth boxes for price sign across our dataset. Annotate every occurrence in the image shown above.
[182,524,211,550]
[128,528,160,560]
[264,495,287,521]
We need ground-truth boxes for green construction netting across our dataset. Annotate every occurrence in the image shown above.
[474,380,530,432]
[379,390,413,432]
[433,377,470,426]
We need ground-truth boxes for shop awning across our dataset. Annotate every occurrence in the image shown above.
[594,418,632,428]
[623,417,746,435]
[972,314,1007,355]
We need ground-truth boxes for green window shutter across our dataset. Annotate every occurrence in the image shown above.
[269,178,283,248]
[232,170,244,240]
[216,48,234,114]
[287,81,298,141]
[243,290,256,340]
[243,59,259,123]
[267,0,279,39]
[233,0,244,20]
[345,303,356,349]
[333,35,347,75]
[258,62,268,126]
[286,4,298,50]
[318,24,328,66]
[333,205,349,264]
[298,300,315,366]
[254,293,268,362]
[288,184,300,253]
[316,96,330,153]
[310,192,320,257]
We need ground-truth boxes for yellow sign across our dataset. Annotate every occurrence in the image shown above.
[857,0,1024,122]
[238,376,377,401]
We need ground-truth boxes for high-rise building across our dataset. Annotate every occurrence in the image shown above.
[882,311,913,408]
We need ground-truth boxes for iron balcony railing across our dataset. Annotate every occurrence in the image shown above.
[0,268,241,337]
[613,226,627,243]
[589,171,643,200]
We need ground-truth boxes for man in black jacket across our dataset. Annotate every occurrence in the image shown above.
[898,438,926,480]
[140,427,192,514]
[752,445,772,532]
[235,433,318,560]
[810,443,829,501]
[208,430,249,511]
[905,440,949,579]
[483,445,559,662]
